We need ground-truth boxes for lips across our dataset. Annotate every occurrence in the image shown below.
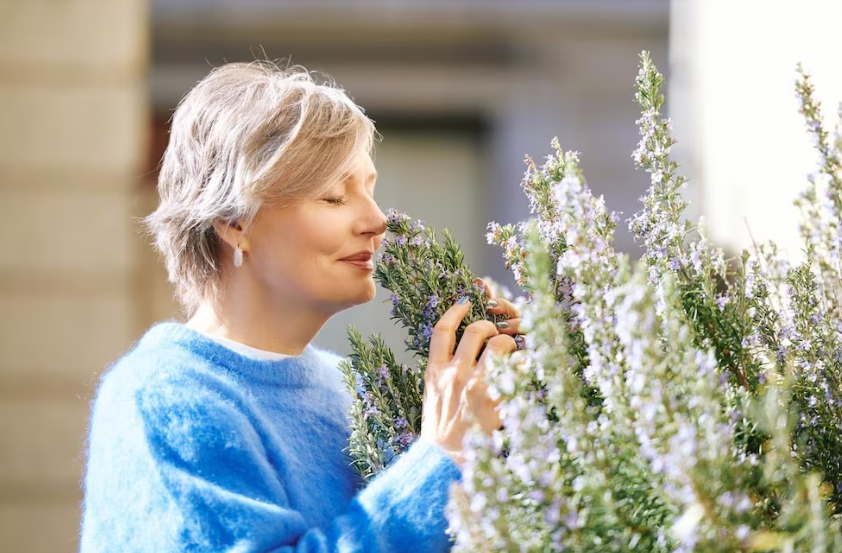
[340,252,374,262]
[339,251,375,270]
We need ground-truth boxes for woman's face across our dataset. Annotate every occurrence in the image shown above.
[244,149,387,314]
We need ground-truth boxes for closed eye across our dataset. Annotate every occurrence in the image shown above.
[323,197,348,206]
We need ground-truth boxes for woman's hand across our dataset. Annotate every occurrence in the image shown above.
[476,278,523,338]
[420,297,518,466]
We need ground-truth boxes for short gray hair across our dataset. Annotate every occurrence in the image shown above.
[145,61,376,313]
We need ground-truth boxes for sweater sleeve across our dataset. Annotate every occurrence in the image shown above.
[80,367,461,553]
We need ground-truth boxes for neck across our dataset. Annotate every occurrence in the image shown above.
[187,281,332,356]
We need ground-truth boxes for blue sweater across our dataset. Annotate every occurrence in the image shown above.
[80,322,461,552]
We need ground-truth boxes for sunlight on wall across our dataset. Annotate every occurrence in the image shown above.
[671,0,842,259]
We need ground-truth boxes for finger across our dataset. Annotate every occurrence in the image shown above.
[466,377,501,410]
[475,279,521,321]
[477,334,517,371]
[473,278,499,307]
[428,298,472,367]
[453,320,499,379]
[494,318,522,336]
[487,296,520,319]
[466,359,503,411]
[467,334,513,434]
[465,374,503,434]
[473,277,493,295]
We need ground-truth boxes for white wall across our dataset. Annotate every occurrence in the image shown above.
[670,0,842,259]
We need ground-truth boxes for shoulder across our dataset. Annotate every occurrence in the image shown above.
[306,345,351,396]
[310,346,347,379]
[98,324,209,389]
[91,328,265,468]
[91,323,248,431]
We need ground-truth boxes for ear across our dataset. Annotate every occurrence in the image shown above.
[212,219,249,252]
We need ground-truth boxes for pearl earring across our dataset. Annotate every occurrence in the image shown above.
[233,246,243,268]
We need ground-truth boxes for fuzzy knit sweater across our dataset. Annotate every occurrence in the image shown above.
[79,322,461,553]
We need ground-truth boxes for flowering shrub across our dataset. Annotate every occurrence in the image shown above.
[344,51,842,551]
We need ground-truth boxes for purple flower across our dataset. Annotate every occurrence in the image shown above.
[386,209,410,225]
[528,489,544,502]
[418,324,433,342]
[398,432,414,447]
[563,511,580,530]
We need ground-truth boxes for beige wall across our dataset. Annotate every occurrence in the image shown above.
[0,1,148,551]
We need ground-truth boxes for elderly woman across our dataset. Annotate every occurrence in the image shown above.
[79,62,520,553]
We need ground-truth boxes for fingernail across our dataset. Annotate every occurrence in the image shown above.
[458,297,470,305]
[496,321,509,329]
[487,300,499,308]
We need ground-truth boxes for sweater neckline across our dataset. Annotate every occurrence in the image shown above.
[140,321,325,388]
[189,328,293,361]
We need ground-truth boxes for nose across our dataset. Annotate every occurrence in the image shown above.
[361,196,387,237]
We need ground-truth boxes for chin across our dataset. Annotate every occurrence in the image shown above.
[354,283,378,305]
[331,282,377,310]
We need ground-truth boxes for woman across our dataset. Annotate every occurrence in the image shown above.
[79,61,521,553]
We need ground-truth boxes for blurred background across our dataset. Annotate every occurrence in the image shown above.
[1,0,840,551]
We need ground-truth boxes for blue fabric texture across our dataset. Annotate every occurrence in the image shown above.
[80,322,461,552]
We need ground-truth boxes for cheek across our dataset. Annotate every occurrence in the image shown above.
[295,214,351,257]
[268,220,347,274]
[316,232,348,258]
[250,208,354,289]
